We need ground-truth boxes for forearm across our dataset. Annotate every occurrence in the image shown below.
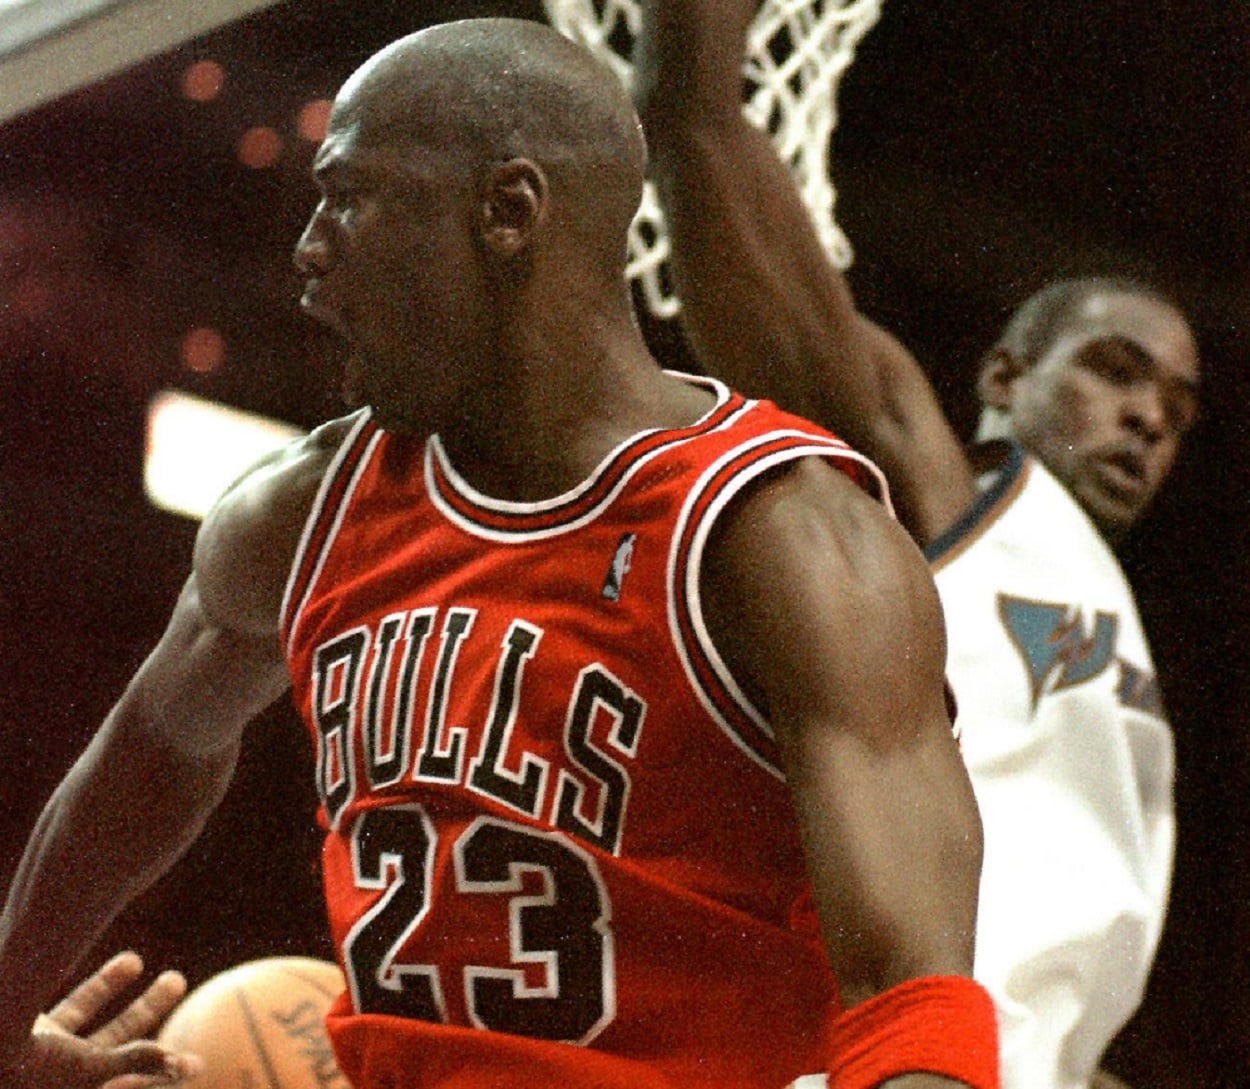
[633,0,752,122]
[0,710,239,1049]
[636,0,876,431]
[786,723,981,1000]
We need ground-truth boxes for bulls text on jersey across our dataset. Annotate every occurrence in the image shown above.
[310,606,647,855]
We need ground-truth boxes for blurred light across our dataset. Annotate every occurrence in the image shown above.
[181,59,225,102]
[145,390,304,520]
[296,98,332,143]
[181,326,226,373]
[237,126,283,169]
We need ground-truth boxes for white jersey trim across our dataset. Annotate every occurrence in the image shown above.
[281,409,384,660]
[669,431,890,780]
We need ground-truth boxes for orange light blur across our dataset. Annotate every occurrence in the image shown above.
[296,99,333,143]
[237,126,283,169]
[181,60,226,103]
[181,326,226,373]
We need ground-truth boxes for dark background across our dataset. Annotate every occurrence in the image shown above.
[0,1,1246,1085]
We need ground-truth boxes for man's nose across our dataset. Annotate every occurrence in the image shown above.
[1122,381,1167,442]
[293,212,331,276]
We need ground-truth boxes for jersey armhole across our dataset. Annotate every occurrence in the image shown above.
[668,432,889,780]
[279,411,382,656]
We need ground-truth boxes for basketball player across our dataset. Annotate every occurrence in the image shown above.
[0,18,997,1089]
[632,2,1200,1087]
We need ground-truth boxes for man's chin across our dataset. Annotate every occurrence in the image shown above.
[1077,484,1141,545]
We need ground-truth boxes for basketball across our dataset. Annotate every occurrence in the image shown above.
[157,957,349,1089]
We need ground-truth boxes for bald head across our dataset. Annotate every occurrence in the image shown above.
[332,18,647,265]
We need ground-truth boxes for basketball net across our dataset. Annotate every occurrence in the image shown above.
[542,0,883,318]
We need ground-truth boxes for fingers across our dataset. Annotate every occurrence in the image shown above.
[90,971,188,1048]
[29,1031,202,1089]
[97,1041,203,1089]
[41,952,147,1035]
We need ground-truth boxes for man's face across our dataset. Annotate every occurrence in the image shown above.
[293,106,489,435]
[1005,290,1200,541]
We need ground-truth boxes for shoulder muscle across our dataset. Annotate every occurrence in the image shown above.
[701,456,948,742]
[192,414,358,638]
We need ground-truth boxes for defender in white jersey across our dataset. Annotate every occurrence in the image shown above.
[635,1,1201,1085]
[930,442,1174,1088]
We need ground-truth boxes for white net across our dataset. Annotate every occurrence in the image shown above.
[542,0,882,318]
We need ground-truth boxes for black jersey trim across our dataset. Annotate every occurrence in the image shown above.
[669,431,886,779]
[425,374,750,540]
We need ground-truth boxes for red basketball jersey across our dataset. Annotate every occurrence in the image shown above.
[280,376,888,1089]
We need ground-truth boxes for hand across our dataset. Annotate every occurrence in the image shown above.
[14,951,201,1089]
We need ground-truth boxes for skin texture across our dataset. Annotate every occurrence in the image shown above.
[634,1,1199,551]
[0,18,982,1088]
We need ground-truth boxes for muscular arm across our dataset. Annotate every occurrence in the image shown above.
[634,0,977,546]
[701,459,984,1085]
[0,583,289,1071]
[0,423,342,1084]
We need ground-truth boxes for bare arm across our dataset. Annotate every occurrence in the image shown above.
[634,0,977,545]
[0,580,289,1082]
[0,422,343,1087]
[701,458,986,1085]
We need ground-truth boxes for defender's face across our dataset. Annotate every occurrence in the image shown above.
[1007,291,1200,541]
[293,116,488,434]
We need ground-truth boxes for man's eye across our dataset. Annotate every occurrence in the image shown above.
[326,186,368,213]
[1085,358,1132,385]
[1081,344,1144,386]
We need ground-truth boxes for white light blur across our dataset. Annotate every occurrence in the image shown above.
[145,389,303,520]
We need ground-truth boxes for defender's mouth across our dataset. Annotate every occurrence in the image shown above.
[1093,447,1149,501]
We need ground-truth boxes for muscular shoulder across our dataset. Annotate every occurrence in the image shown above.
[701,456,947,732]
[706,456,939,610]
[192,412,361,637]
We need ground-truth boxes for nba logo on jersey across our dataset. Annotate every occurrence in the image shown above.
[602,533,637,602]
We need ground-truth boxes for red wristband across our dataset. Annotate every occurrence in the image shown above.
[828,975,999,1089]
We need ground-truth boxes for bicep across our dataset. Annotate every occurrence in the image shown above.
[701,459,982,1004]
[116,575,290,759]
[130,423,341,754]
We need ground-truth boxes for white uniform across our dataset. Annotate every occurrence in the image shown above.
[930,441,1174,1089]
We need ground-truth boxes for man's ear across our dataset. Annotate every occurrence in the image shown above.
[477,158,547,258]
[976,348,1026,411]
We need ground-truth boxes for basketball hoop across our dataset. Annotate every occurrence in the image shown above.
[542,0,882,318]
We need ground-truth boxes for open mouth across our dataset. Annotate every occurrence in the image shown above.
[300,281,349,337]
[1095,448,1149,499]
